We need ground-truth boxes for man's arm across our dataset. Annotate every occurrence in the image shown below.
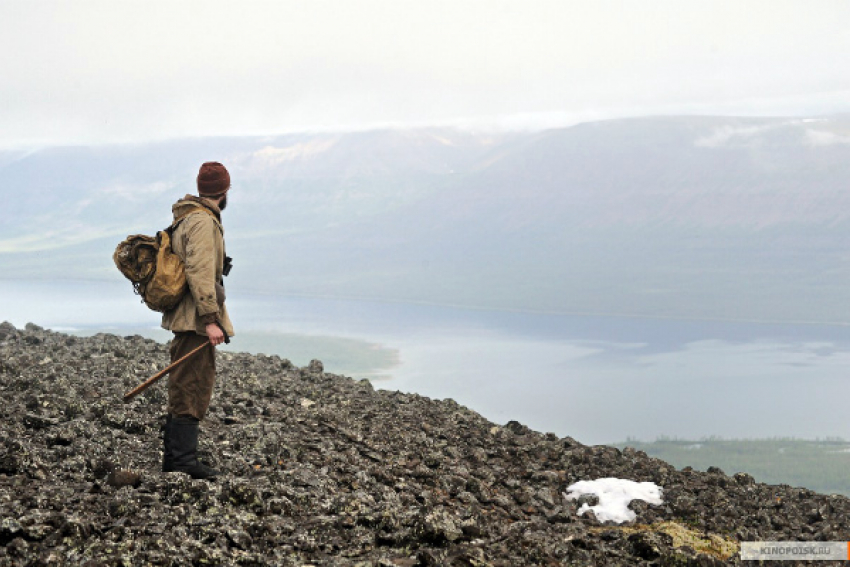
[181,214,223,344]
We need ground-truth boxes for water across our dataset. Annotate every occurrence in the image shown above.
[3,278,850,445]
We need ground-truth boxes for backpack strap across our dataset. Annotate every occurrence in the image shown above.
[167,206,220,235]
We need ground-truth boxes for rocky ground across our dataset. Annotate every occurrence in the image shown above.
[1,322,850,566]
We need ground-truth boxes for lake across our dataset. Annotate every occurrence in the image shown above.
[3,278,850,445]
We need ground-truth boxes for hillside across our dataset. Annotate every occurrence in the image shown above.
[2,322,850,565]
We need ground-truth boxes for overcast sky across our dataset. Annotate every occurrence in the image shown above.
[1,0,849,148]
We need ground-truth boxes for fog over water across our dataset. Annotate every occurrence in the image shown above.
[4,279,850,445]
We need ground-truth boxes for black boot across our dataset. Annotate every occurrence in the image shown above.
[169,416,219,479]
[162,414,174,472]
[162,415,173,472]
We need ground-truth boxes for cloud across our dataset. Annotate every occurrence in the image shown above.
[99,180,176,202]
[693,122,790,148]
[0,224,124,253]
[633,339,850,375]
[804,129,850,146]
[3,2,850,147]
[692,119,850,148]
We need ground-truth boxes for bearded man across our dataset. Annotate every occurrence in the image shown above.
[160,161,235,479]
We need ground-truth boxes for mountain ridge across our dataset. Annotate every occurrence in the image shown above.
[3,115,850,323]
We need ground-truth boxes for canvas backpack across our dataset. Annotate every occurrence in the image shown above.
[113,207,217,312]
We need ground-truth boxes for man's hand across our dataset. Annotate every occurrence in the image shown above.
[205,323,226,346]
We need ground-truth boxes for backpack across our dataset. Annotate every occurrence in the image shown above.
[113,207,217,312]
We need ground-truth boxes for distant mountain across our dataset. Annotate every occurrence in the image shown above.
[3,115,850,323]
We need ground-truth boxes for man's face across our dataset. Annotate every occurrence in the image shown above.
[218,195,228,211]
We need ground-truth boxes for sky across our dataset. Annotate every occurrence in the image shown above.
[1,0,850,148]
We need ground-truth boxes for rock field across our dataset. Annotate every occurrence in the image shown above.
[1,321,849,566]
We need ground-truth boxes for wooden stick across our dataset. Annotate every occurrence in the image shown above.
[123,342,210,402]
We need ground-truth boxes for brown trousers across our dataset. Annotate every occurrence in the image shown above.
[167,332,215,420]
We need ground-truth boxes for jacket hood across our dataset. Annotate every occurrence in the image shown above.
[172,194,222,222]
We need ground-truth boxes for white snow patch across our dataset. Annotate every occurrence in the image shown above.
[253,139,338,164]
[564,478,663,524]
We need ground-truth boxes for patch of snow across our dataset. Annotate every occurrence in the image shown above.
[253,139,338,165]
[564,478,663,524]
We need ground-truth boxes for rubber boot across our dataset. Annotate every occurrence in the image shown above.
[170,416,219,479]
[162,414,174,473]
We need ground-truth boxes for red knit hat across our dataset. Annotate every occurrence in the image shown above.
[197,162,231,197]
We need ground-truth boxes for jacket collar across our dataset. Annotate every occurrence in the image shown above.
[178,194,222,222]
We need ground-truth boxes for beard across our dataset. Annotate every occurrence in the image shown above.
[218,195,227,211]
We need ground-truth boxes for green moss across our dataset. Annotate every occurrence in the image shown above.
[593,520,738,560]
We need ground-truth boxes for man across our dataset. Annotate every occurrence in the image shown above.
[160,161,235,479]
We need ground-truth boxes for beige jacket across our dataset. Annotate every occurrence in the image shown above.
[161,195,235,337]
